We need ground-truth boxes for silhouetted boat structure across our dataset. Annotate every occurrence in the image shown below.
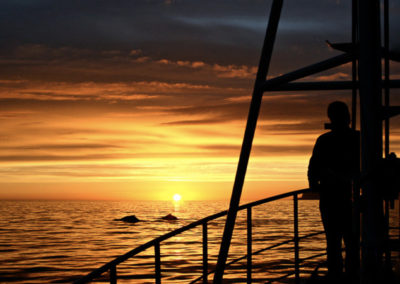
[76,0,400,283]
[300,191,319,200]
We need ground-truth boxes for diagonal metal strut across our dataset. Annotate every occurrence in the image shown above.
[213,0,284,282]
[262,52,353,91]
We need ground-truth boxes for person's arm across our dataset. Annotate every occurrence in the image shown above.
[308,137,322,191]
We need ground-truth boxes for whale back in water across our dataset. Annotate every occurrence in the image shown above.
[117,215,140,223]
[161,213,178,220]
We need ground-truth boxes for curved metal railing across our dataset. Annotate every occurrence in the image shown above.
[75,188,325,284]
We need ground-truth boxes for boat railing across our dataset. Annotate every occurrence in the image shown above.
[75,188,325,284]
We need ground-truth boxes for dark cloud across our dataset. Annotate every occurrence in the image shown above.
[2,0,397,69]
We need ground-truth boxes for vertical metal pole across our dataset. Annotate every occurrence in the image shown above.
[351,0,361,274]
[351,0,358,131]
[213,0,283,282]
[352,180,361,274]
[384,200,391,267]
[293,195,300,284]
[358,1,383,283]
[384,0,390,158]
[383,0,391,269]
[247,207,252,284]
[155,242,161,284]
[202,223,208,284]
[110,265,117,284]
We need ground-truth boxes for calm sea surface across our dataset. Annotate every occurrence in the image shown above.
[0,199,398,283]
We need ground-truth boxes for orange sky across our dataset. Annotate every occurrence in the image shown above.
[1,0,399,201]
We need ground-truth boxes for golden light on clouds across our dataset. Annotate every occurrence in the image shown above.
[1,1,399,201]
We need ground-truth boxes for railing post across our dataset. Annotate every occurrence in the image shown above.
[110,265,117,284]
[202,222,208,284]
[293,194,300,284]
[384,200,391,268]
[247,207,252,284]
[155,242,161,284]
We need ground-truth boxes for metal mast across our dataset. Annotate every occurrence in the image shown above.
[358,1,384,283]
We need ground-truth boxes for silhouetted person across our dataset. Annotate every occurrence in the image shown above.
[308,101,359,282]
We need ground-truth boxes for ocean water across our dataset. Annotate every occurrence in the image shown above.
[0,199,398,283]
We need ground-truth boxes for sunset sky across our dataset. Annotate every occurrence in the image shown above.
[1,0,399,201]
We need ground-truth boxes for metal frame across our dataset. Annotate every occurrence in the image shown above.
[214,0,399,282]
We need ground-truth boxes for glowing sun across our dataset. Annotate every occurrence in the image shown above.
[173,193,182,202]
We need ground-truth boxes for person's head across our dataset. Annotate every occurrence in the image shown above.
[327,101,350,129]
